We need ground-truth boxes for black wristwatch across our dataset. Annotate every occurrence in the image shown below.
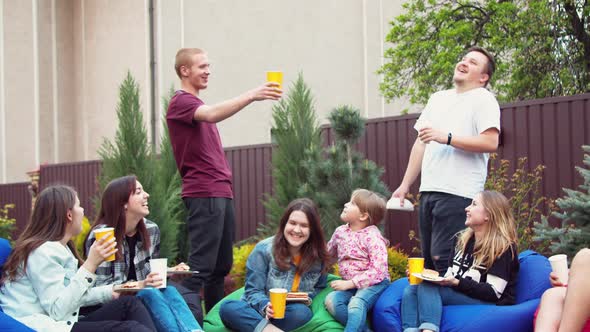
[447,133,452,145]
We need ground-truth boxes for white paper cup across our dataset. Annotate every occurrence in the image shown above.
[548,254,568,285]
[150,258,168,288]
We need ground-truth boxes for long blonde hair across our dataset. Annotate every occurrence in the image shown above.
[456,190,517,268]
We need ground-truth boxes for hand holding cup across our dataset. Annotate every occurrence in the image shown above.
[548,254,569,285]
[85,235,117,272]
[269,288,287,319]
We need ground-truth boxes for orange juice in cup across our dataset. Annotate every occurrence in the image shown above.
[93,227,115,262]
[266,71,283,90]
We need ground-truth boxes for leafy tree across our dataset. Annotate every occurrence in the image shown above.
[298,106,390,237]
[259,74,322,238]
[534,145,590,258]
[380,0,590,105]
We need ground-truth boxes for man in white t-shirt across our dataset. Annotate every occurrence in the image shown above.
[392,46,501,274]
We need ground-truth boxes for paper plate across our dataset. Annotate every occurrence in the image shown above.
[386,197,414,211]
[411,272,444,282]
[113,283,143,292]
[167,268,199,275]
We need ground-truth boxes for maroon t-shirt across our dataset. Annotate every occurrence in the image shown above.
[166,90,233,198]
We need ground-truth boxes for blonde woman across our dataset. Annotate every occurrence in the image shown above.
[401,190,519,332]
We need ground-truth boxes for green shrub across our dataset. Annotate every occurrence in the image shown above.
[72,216,91,258]
[485,154,555,253]
[534,145,590,258]
[229,242,256,289]
[388,246,409,281]
[0,204,16,241]
[298,106,390,238]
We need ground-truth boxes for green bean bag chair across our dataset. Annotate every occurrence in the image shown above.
[204,274,345,332]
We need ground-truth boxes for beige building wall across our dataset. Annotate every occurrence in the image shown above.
[1,0,409,183]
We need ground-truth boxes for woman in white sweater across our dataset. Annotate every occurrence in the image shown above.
[0,185,156,332]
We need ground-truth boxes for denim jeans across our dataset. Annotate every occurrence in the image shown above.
[137,286,203,332]
[401,282,490,332]
[219,299,312,332]
[325,279,390,332]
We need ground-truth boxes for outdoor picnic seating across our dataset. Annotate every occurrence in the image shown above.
[0,238,35,332]
[372,250,552,332]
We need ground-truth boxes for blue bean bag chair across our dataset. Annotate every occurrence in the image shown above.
[372,250,552,332]
[0,238,35,332]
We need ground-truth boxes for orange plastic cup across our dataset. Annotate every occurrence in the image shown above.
[269,288,287,319]
[93,227,115,262]
[266,71,283,90]
[408,257,425,285]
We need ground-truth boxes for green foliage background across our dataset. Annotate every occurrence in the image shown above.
[534,145,590,258]
[0,204,16,242]
[96,73,184,262]
[380,0,590,106]
[259,74,322,238]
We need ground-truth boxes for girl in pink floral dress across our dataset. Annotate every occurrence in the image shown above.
[325,189,390,332]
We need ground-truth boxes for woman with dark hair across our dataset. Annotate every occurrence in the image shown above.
[219,198,330,332]
[85,175,202,332]
[0,185,156,332]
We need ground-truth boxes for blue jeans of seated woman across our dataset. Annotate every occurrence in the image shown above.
[401,282,490,332]
[137,285,203,332]
[220,300,312,332]
[325,279,390,332]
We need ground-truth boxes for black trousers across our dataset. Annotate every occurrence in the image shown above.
[419,192,472,274]
[182,197,235,312]
[72,296,156,332]
[169,280,203,325]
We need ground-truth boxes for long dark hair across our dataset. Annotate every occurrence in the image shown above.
[87,175,150,260]
[1,185,83,283]
[273,198,329,274]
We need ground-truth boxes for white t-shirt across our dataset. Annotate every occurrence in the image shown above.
[416,87,500,199]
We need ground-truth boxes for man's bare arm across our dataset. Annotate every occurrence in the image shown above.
[391,138,426,201]
[193,83,281,123]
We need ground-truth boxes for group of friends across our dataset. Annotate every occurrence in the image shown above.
[0,45,587,332]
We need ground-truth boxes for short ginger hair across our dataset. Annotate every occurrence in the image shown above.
[174,48,205,78]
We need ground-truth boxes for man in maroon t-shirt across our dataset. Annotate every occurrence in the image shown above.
[166,48,281,312]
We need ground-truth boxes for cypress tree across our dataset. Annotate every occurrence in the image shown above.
[259,74,322,238]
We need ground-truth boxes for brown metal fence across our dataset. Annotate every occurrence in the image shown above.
[37,160,103,221]
[0,182,31,238]
[225,143,274,241]
[1,93,589,252]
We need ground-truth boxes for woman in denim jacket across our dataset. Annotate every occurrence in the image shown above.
[220,198,330,332]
